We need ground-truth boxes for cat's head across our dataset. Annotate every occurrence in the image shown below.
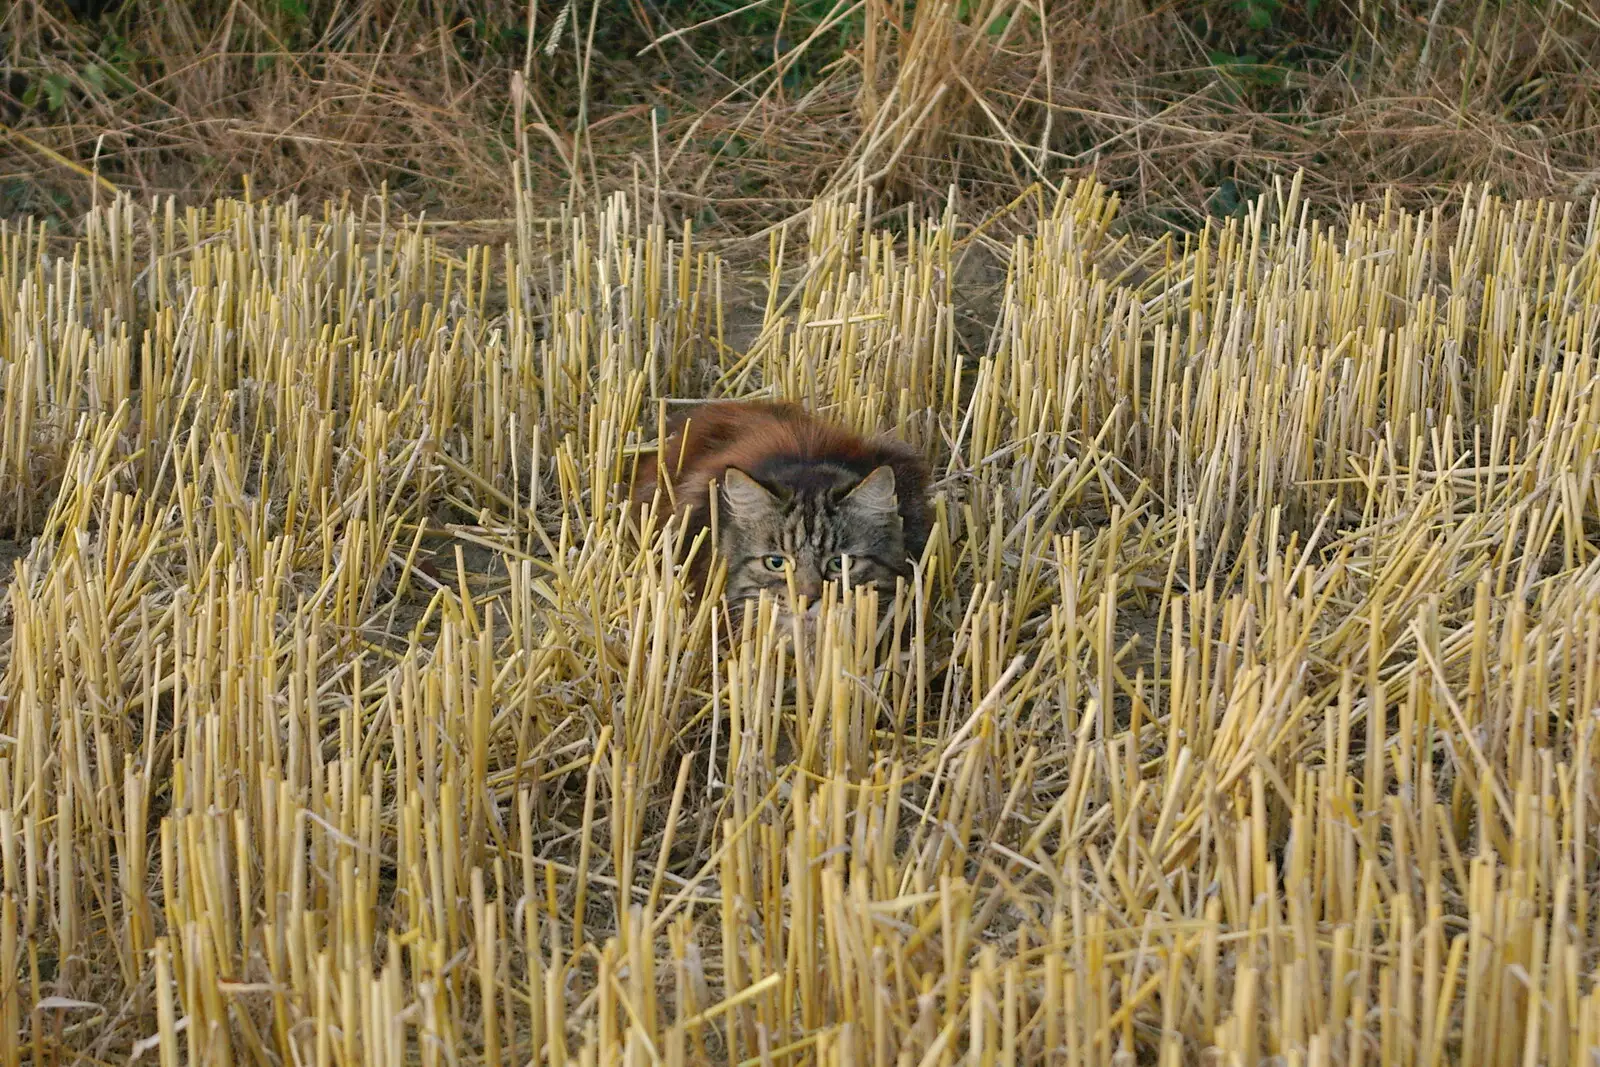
[716,461,912,624]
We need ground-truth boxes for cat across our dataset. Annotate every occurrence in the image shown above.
[630,400,932,626]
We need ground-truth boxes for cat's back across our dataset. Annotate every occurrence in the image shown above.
[686,400,872,469]
[643,400,865,484]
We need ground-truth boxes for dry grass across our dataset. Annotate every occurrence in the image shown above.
[4,1,1600,240]
[1,169,1599,1063]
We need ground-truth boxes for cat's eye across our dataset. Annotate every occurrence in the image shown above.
[824,555,845,577]
[761,554,789,573]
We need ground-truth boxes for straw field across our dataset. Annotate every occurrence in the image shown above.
[2,173,1600,1065]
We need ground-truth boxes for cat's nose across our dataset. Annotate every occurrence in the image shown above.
[795,571,823,601]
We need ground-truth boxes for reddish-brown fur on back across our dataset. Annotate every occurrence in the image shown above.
[630,400,932,589]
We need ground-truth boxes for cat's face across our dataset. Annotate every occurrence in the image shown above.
[717,463,910,625]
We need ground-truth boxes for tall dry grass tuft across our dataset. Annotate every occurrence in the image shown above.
[3,171,1600,1062]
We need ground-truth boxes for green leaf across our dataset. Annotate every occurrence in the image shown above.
[1209,179,1246,217]
[42,73,70,112]
[1209,50,1261,70]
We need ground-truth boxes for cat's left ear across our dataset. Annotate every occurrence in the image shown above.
[843,465,899,515]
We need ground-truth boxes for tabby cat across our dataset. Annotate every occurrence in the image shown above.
[630,401,931,623]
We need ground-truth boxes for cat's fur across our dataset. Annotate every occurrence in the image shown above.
[630,401,931,622]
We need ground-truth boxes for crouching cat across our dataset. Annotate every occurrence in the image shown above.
[630,400,932,629]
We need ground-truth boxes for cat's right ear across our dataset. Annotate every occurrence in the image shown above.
[720,468,778,517]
